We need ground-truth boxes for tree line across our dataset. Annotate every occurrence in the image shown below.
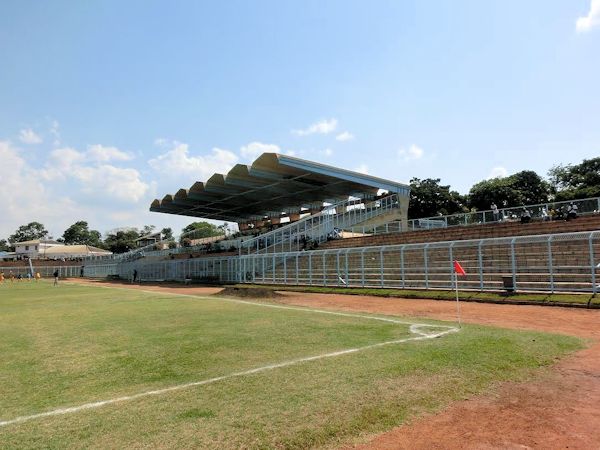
[0,221,226,255]
[408,157,599,219]
[1,156,597,253]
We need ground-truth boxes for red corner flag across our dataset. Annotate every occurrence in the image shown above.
[453,260,466,276]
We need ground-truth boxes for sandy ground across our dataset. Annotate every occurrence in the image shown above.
[71,280,600,449]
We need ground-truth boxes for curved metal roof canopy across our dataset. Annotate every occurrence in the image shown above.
[150,153,410,222]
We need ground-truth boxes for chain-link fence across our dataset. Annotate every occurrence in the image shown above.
[84,230,600,294]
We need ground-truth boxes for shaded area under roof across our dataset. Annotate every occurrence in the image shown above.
[150,153,410,222]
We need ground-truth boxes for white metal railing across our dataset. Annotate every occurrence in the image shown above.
[240,194,400,255]
[84,230,600,294]
[0,265,83,278]
[406,196,600,231]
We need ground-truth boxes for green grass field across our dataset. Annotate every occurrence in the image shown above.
[0,282,583,449]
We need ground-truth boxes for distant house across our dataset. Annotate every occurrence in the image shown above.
[44,245,113,260]
[13,239,62,259]
[135,232,162,248]
[0,251,17,261]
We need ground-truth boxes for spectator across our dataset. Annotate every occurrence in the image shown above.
[541,206,550,221]
[53,270,59,286]
[520,207,531,224]
[491,203,499,222]
[567,202,578,220]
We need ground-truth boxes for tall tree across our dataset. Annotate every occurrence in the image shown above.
[8,222,49,243]
[180,222,222,244]
[548,157,600,201]
[468,170,550,211]
[0,239,12,252]
[408,178,466,219]
[160,227,173,240]
[62,221,103,246]
[103,229,140,253]
[140,225,156,236]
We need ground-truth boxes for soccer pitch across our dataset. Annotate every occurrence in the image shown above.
[0,282,582,449]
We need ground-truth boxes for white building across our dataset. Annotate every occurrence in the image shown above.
[13,239,62,259]
[44,245,112,260]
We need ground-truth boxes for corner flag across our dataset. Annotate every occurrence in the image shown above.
[453,260,466,276]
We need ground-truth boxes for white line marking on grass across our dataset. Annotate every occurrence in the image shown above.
[0,283,459,428]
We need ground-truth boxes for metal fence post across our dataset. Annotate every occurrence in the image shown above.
[308,253,312,286]
[590,232,597,294]
[336,251,341,286]
[424,244,429,289]
[478,240,484,290]
[548,236,554,293]
[511,238,517,291]
[400,246,405,288]
[361,248,366,287]
[380,248,384,287]
[345,250,349,287]
[449,242,454,290]
[323,252,327,286]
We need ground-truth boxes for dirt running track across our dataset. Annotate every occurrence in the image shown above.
[73,281,600,449]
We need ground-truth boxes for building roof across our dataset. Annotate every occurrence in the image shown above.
[135,232,162,242]
[150,153,410,222]
[13,239,60,246]
[44,245,113,256]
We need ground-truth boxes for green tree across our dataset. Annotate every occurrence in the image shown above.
[468,170,550,211]
[103,229,140,253]
[180,222,222,243]
[8,222,49,243]
[0,239,13,252]
[408,178,466,219]
[140,225,156,236]
[548,157,600,201]
[62,221,103,246]
[161,227,173,240]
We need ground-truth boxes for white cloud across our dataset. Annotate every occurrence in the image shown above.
[149,142,238,180]
[487,166,508,179]
[354,164,369,174]
[398,144,424,161]
[154,137,169,147]
[240,141,280,159]
[39,146,148,202]
[0,141,79,238]
[19,128,43,144]
[576,0,600,32]
[87,144,133,162]
[323,148,333,157]
[292,118,338,136]
[50,120,60,146]
[335,131,354,142]
[73,164,148,202]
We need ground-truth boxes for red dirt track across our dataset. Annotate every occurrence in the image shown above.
[72,280,600,449]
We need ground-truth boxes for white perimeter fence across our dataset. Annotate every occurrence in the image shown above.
[0,265,83,278]
[84,230,600,294]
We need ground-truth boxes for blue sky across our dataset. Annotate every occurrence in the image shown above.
[1,0,599,240]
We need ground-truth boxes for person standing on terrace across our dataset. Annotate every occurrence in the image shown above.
[491,203,500,222]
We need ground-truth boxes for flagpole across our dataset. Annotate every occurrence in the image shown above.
[454,270,461,328]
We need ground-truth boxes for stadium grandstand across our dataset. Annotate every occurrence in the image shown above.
[80,152,600,294]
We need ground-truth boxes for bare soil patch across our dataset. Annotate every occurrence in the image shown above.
[216,286,283,299]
